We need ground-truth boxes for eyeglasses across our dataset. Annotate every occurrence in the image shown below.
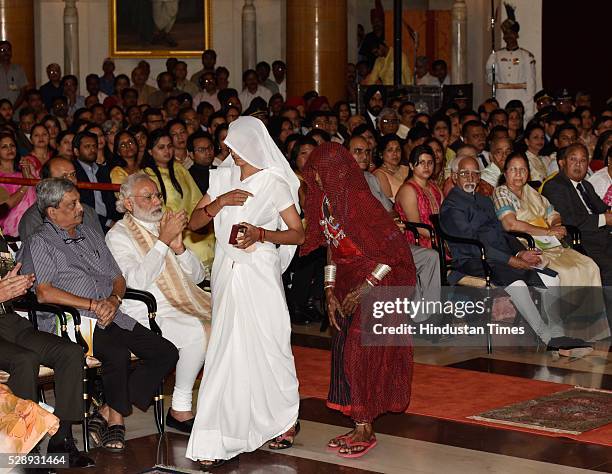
[119,140,136,149]
[352,147,371,156]
[457,170,481,178]
[60,171,77,179]
[381,119,399,125]
[507,167,528,175]
[131,192,163,201]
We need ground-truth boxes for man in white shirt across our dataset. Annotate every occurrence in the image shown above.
[414,56,437,86]
[481,136,512,187]
[463,120,491,169]
[431,59,451,87]
[272,60,287,99]
[239,69,272,110]
[106,174,211,434]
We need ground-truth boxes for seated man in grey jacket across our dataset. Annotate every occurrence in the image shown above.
[349,135,440,322]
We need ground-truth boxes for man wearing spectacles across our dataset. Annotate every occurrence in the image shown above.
[106,173,209,433]
[186,131,215,194]
[19,157,104,239]
[440,155,590,353]
[377,107,400,137]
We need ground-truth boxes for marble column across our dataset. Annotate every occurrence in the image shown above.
[242,0,257,72]
[451,0,467,84]
[64,0,79,77]
[0,0,35,84]
[286,0,347,104]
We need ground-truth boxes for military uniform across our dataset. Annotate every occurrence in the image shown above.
[486,47,536,119]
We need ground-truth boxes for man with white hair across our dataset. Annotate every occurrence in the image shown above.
[105,173,211,433]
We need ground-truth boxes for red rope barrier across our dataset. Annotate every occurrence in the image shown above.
[0,176,120,192]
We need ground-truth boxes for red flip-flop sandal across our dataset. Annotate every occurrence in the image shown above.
[338,436,377,458]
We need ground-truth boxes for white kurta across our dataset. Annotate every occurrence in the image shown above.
[105,217,208,348]
[186,166,299,461]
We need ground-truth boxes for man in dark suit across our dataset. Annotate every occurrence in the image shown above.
[72,131,121,233]
[541,143,612,286]
[363,85,386,132]
[440,155,588,351]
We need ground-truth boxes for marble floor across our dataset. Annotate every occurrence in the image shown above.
[35,321,612,473]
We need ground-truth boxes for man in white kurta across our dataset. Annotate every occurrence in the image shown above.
[106,173,210,433]
[486,9,536,120]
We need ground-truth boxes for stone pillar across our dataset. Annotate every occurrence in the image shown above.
[0,0,35,84]
[242,0,257,72]
[286,0,347,104]
[451,0,467,84]
[64,0,79,77]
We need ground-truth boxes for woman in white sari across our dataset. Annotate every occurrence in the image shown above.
[185,116,304,469]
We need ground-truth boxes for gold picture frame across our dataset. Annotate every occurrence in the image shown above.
[109,0,212,58]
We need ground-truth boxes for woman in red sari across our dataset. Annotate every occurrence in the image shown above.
[395,145,443,249]
[302,142,415,458]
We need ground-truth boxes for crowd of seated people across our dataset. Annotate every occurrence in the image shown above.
[0,39,610,463]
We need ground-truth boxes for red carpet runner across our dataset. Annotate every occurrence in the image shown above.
[292,345,612,446]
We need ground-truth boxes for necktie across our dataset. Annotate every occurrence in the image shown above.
[478,153,488,168]
[576,182,598,214]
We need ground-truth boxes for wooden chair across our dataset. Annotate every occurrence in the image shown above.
[4,293,91,451]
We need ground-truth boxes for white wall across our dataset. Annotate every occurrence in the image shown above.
[34,0,284,90]
[34,0,541,107]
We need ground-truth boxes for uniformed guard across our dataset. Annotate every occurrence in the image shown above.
[486,3,536,120]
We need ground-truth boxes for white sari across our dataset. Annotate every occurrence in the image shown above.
[186,117,300,461]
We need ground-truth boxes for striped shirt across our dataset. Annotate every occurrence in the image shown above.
[18,219,136,332]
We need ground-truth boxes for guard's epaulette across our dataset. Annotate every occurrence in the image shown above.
[521,48,534,58]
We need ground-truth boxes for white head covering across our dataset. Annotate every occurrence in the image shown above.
[222,116,301,272]
[222,116,300,213]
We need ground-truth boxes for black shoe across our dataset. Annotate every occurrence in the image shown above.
[166,408,194,433]
[304,303,324,322]
[290,307,314,325]
[47,436,95,469]
[547,336,592,350]
[198,455,239,471]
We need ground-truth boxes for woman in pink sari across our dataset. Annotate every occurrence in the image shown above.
[0,133,36,236]
[394,145,443,248]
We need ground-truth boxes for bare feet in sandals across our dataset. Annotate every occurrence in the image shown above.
[327,428,356,449]
[338,422,377,458]
[97,404,125,451]
[268,421,301,449]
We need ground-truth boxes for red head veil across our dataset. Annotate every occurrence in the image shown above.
[301,142,416,287]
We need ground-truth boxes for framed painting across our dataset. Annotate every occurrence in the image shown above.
[110,0,212,58]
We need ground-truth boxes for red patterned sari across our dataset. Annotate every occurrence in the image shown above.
[302,143,415,422]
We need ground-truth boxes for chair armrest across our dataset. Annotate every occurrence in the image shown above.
[123,288,162,336]
[13,292,69,337]
[402,221,436,248]
[430,214,492,287]
[507,231,536,250]
[12,294,89,354]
